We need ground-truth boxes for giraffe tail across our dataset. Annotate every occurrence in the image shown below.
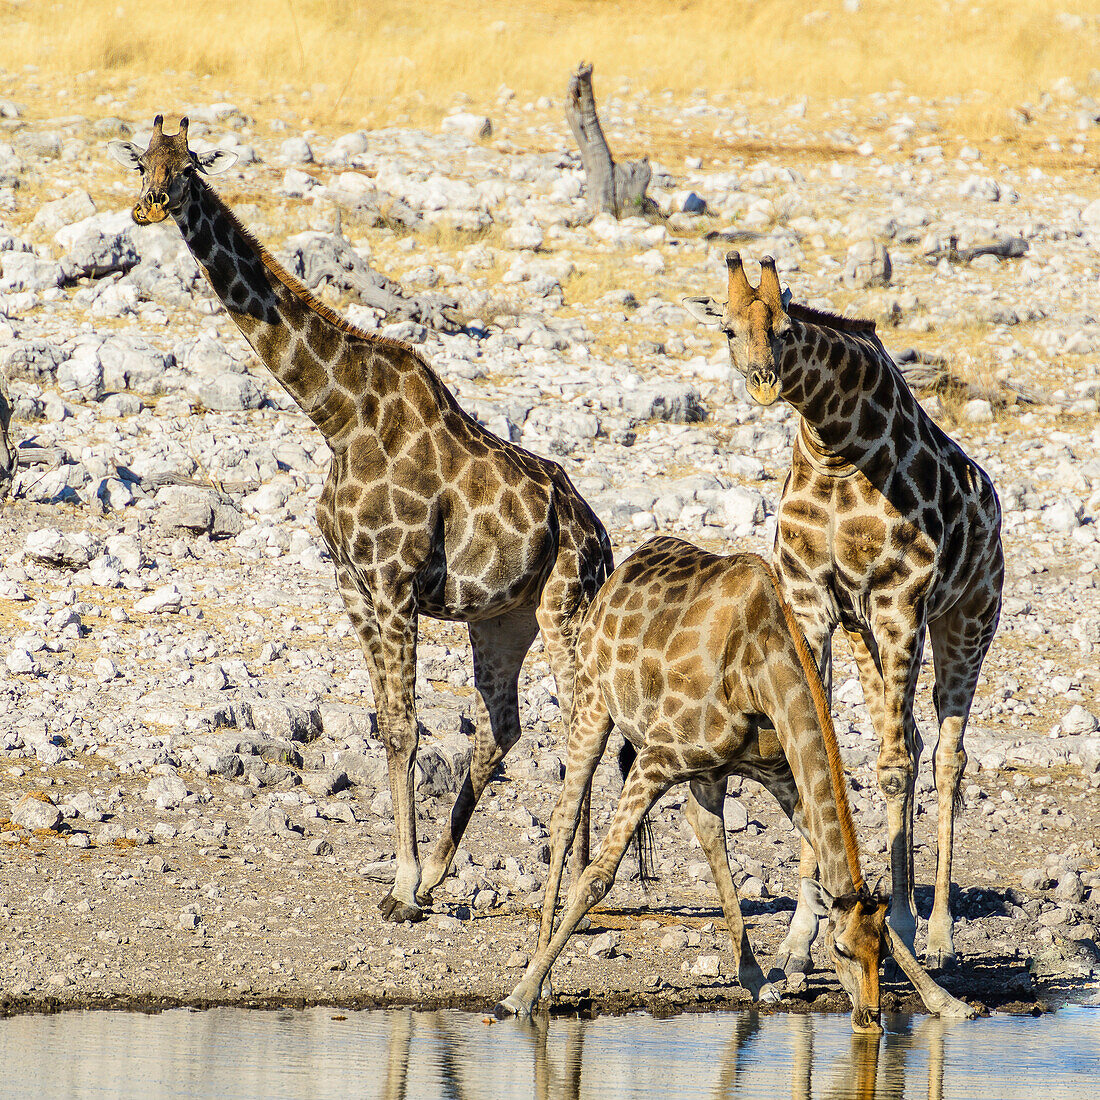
[618,740,657,887]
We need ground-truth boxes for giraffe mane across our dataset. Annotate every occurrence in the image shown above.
[760,560,865,893]
[201,181,425,360]
[787,301,877,335]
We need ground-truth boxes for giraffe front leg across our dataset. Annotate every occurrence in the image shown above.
[876,632,924,955]
[374,597,425,924]
[536,554,601,913]
[774,840,821,976]
[925,713,965,971]
[772,624,833,975]
[332,568,423,922]
[685,780,773,1000]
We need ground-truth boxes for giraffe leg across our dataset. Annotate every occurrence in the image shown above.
[418,607,539,900]
[763,762,822,977]
[925,585,1000,970]
[332,567,424,923]
[773,624,833,972]
[685,779,771,999]
[874,627,924,954]
[368,591,424,923]
[498,743,670,1018]
[536,546,604,893]
[537,656,612,961]
[774,840,821,976]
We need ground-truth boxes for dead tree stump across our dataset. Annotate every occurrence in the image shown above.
[565,62,655,219]
[0,372,16,500]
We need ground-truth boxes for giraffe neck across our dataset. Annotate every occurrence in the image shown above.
[778,316,910,476]
[172,178,360,446]
[763,564,865,899]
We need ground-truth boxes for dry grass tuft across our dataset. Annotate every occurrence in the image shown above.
[3,1,1097,135]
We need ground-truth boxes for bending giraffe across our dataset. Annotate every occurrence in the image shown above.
[684,253,1003,969]
[109,116,613,923]
[496,537,974,1031]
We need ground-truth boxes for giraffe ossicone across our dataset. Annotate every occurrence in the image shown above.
[686,252,1003,972]
[497,538,974,1031]
[110,115,613,924]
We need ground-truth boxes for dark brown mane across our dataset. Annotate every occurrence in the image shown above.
[788,301,877,335]
[208,183,423,360]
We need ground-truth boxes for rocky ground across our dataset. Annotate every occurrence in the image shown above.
[1,72,1099,1021]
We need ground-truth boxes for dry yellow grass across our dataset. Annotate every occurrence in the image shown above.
[3,1,1097,132]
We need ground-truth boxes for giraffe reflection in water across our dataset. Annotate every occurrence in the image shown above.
[377,1008,958,1100]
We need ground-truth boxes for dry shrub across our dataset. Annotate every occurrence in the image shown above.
[3,2,1097,136]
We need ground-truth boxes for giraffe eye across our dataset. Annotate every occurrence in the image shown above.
[834,942,853,960]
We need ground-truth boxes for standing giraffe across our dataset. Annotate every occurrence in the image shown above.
[109,116,613,922]
[495,537,974,1030]
[684,253,1003,969]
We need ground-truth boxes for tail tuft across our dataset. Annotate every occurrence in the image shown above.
[617,740,658,887]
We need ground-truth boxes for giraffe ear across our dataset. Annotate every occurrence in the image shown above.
[195,148,239,175]
[780,286,793,309]
[108,141,143,170]
[682,296,724,327]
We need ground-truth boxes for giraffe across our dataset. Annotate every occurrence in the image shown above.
[495,537,974,1031]
[108,116,613,922]
[683,252,1003,970]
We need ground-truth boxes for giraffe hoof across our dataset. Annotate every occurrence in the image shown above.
[493,995,530,1020]
[758,982,782,1005]
[378,893,426,924]
[774,948,814,977]
[924,947,957,973]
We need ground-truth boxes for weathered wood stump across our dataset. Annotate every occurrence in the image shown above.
[0,371,15,500]
[565,62,656,219]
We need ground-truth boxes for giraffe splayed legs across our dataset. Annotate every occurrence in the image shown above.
[497,538,973,1031]
[110,116,612,923]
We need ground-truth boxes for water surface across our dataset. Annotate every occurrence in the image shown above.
[1,1004,1097,1099]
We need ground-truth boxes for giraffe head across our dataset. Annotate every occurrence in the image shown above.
[108,115,238,225]
[683,251,791,406]
[804,879,889,1033]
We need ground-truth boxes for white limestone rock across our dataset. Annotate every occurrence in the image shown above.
[441,113,492,141]
[0,251,64,294]
[30,189,97,240]
[1062,705,1099,735]
[134,584,183,615]
[56,211,141,280]
[842,239,892,288]
[11,793,62,831]
[25,529,102,569]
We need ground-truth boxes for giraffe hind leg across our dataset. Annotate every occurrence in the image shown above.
[499,741,669,1019]
[499,652,611,1016]
[685,779,772,1000]
[774,839,821,976]
[925,587,1000,971]
[536,542,607,894]
[419,608,539,902]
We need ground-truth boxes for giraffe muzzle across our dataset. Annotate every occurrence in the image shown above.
[132,192,170,225]
[851,1007,883,1034]
[747,369,781,406]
